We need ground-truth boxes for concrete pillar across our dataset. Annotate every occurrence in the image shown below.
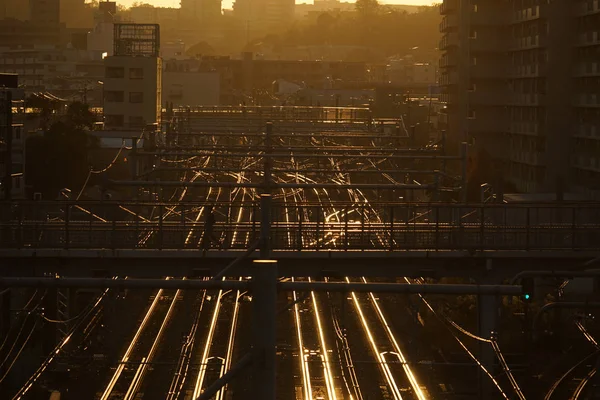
[252,260,278,400]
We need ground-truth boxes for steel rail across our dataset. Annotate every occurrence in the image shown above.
[544,351,600,400]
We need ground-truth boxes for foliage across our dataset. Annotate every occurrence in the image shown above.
[26,102,99,199]
[252,5,442,62]
[355,0,381,18]
[186,41,217,58]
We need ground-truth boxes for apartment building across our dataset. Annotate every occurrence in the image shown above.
[233,0,294,38]
[439,0,600,196]
[181,0,222,21]
[103,56,162,129]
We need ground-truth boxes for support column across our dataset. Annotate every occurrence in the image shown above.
[461,142,468,203]
[252,260,278,400]
[478,259,498,399]
[260,194,271,259]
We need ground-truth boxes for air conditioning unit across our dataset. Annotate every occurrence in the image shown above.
[33,192,42,201]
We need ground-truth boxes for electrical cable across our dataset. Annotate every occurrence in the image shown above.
[12,286,111,400]
[0,291,46,373]
[0,319,41,383]
[76,143,125,200]
[0,290,39,355]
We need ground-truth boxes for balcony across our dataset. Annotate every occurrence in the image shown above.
[511,93,545,106]
[439,70,459,86]
[511,6,544,23]
[576,30,600,47]
[574,61,600,77]
[440,0,458,15]
[574,154,600,172]
[439,51,458,69]
[575,0,600,16]
[439,14,458,33]
[509,122,542,136]
[575,93,600,107]
[510,35,547,51]
[510,150,544,166]
[509,63,547,78]
[439,33,459,51]
[574,124,600,139]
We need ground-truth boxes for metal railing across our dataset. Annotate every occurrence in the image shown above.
[1,201,599,252]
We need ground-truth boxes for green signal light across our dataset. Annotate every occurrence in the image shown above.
[524,294,530,300]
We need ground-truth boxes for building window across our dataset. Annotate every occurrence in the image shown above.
[105,114,124,127]
[129,92,144,103]
[105,91,124,102]
[106,67,125,78]
[129,68,144,79]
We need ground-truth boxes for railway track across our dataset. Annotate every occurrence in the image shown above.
[8,115,456,399]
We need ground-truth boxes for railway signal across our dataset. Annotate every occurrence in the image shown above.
[521,277,534,302]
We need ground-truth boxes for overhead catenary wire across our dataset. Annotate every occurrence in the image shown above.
[76,143,126,200]
[12,286,112,400]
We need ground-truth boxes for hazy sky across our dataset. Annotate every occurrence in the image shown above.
[113,0,434,10]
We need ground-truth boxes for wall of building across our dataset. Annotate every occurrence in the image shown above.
[30,0,60,26]
[0,0,29,20]
[163,70,220,106]
[103,56,162,129]
[438,0,600,197]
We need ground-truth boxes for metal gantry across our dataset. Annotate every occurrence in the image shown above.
[2,108,598,400]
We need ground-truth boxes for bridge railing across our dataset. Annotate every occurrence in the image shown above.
[1,201,599,251]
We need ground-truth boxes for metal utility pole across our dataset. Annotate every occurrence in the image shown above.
[252,260,278,400]
[1,89,12,200]
[461,142,468,202]
[260,122,273,259]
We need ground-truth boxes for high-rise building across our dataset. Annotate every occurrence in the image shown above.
[60,0,90,28]
[181,0,222,22]
[0,0,29,20]
[30,0,60,26]
[233,0,294,38]
[439,0,600,197]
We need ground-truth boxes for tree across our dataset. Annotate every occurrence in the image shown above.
[66,101,96,130]
[186,41,216,58]
[355,0,381,18]
[26,103,99,199]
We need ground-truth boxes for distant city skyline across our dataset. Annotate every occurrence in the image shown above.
[111,0,434,10]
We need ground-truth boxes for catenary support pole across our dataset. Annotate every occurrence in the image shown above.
[461,141,468,203]
[260,194,271,259]
[252,260,278,400]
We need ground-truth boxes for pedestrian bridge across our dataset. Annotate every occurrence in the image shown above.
[1,201,599,252]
